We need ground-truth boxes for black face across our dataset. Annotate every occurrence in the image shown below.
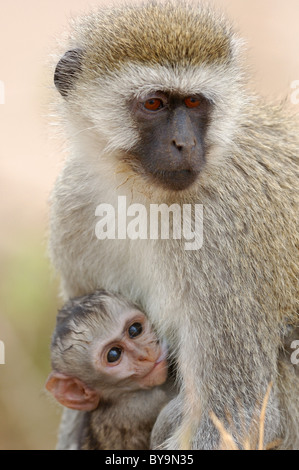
[130,92,211,191]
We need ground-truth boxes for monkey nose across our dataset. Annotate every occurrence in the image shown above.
[171,138,196,153]
[171,138,198,170]
[131,346,147,361]
[135,346,156,362]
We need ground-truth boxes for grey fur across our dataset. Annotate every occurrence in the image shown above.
[49,1,299,450]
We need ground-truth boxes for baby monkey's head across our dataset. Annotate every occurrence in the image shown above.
[46,290,168,411]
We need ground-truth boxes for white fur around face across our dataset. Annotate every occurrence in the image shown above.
[64,59,247,168]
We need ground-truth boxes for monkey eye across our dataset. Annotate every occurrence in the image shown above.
[128,322,143,338]
[107,347,122,363]
[184,97,201,108]
[144,98,164,111]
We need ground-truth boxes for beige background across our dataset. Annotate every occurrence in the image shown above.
[0,0,298,450]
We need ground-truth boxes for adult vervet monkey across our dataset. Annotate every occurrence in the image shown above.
[49,1,299,449]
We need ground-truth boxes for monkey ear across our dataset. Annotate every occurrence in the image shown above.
[45,371,100,411]
[54,49,83,98]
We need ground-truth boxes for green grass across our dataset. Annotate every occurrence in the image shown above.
[0,234,62,449]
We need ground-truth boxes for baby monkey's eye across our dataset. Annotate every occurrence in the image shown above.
[128,322,143,338]
[107,347,122,363]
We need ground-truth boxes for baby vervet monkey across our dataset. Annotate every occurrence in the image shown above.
[46,290,174,450]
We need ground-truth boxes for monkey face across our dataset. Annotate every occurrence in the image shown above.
[129,92,211,191]
[94,310,168,390]
[53,3,244,195]
[47,293,169,410]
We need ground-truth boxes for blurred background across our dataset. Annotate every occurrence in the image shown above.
[0,0,298,450]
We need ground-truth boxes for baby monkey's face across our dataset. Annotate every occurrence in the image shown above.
[94,310,168,390]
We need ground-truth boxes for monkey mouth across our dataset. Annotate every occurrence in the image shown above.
[121,154,200,191]
[155,340,168,364]
[155,354,166,365]
[147,343,168,376]
[149,356,168,377]
[138,345,168,388]
[152,169,199,191]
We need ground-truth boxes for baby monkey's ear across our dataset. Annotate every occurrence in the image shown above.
[45,371,100,411]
